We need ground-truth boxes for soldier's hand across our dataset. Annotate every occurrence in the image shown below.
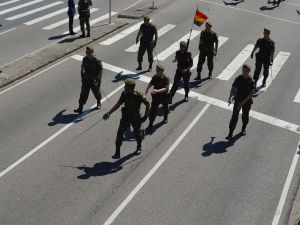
[103,113,110,120]
[151,89,157,94]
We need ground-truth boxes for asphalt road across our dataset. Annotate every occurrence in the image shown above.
[0,0,300,225]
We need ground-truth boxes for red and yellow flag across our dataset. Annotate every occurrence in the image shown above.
[194,9,208,27]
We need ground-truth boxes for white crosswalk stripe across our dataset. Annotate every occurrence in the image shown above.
[125,24,176,52]
[0,0,23,8]
[217,44,254,80]
[42,8,98,30]
[156,30,201,61]
[294,88,300,103]
[191,36,229,70]
[63,12,118,34]
[6,1,63,20]
[100,21,148,46]
[0,0,44,16]
[257,51,290,91]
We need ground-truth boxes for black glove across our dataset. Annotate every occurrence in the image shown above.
[103,113,110,120]
[152,41,156,49]
[141,115,148,123]
[213,49,217,56]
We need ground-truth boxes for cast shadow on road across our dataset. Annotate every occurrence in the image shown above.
[297,10,300,15]
[145,120,164,135]
[48,34,70,40]
[190,77,211,89]
[202,134,242,157]
[112,71,142,83]
[77,152,141,178]
[48,109,80,126]
[169,99,186,111]
[223,0,245,6]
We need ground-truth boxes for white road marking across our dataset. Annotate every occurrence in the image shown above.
[217,44,254,80]
[257,51,290,91]
[0,80,125,179]
[122,0,144,11]
[24,7,69,25]
[199,0,300,26]
[0,0,23,8]
[294,88,300,103]
[272,139,300,225]
[70,55,300,134]
[191,36,229,70]
[0,27,16,36]
[42,8,98,30]
[100,21,146,46]
[62,12,118,34]
[286,2,300,7]
[156,30,201,61]
[103,103,211,225]
[6,1,63,20]
[125,24,176,52]
[0,0,44,16]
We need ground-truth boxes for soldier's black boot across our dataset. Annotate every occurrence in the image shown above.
[135,144,142,155]
[96,100,101,109]
[208,71,212,79]
[225,130,234,140]
[163,116,168,124]
[262,77,267,87]
[86,31,91,37]
[184,94,189,102]
[112,146,121,159]
[74,104,83,114]
[79,31,85,38]
[148,63,152,72]
[194,72,201,81]
[241,124,247,136]
[136,62,142,71]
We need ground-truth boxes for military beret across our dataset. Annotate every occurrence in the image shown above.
[243,64,251,71]
[144,15,150,20]
[180,41,187,47]
[86,46,94,52]
[206,21,212,27]
[264,28,271,33]
[156,64,165,70]
[124,78,136,85]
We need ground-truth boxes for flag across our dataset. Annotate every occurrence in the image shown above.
[194,9,208,27]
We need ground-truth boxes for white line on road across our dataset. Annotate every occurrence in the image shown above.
[0,0,23,8]
[272,139,300,225]
[24,7,69,25]
[191,36,229,70]
[103,103,211,225]
[70,55,300,134]
[42,8,98,30]
[199,0,300,25]
[100,21,146,46]
[6,1,64,20]
[0,27,16,36]
[157,30,201,61]
[0,0,44,16]
[217,44,254,80]
[0,80,125,179]
[294,88,300,103]
[125,24,176,52]
[63,12,118,34]
[257,51,290,91]
[286,2,300,7]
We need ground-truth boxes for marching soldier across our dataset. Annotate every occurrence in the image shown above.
[195,21,218,80]
[78,0,92,38]
[74,46,102,114]
[226,64,255,140]
[251,28,275,92]
[168,41,193,104]
[145,64,170,132]
[67,0,76,35]
[103,78,150,159]
[136,16,158,71]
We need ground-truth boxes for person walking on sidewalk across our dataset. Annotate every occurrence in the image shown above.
[74,46,102,114]
[67,0,76,35]
[168,41,193,104]
[78,0,92,38]
[145,64,170,132]
[136,16,158,72]
[103,78,150,159]
[226,64,255,140]
[195,21,218,80]
[251,28,275,92]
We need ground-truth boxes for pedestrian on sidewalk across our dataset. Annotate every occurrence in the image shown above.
[145,64,170,133]
[67,0,76,35]
[250,28,275,92]
[74,46,102,114]
[103,78,150,159]
[78,0,92,38]
[168,41,193,104]
[226,64,255,140]
[135,16,158,72]
[195,21,218,80]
